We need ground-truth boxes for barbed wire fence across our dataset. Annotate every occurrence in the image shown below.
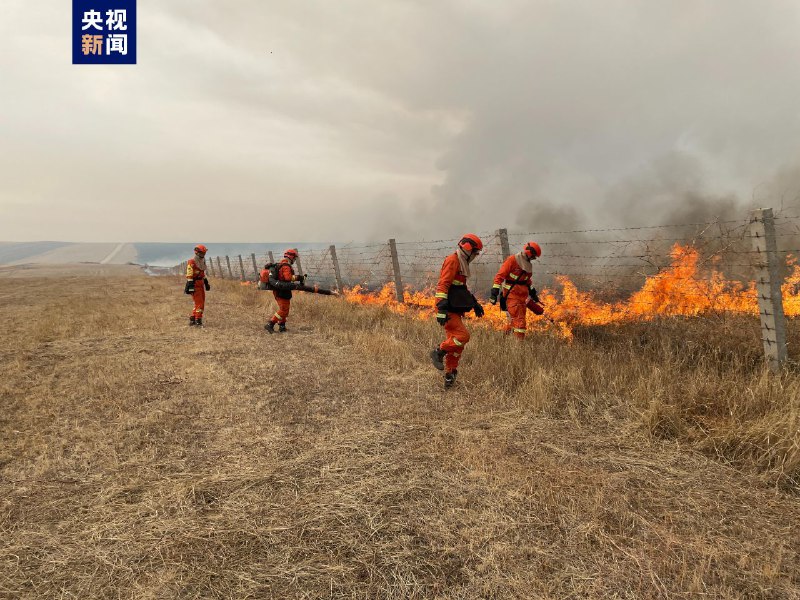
[172,208,799,371]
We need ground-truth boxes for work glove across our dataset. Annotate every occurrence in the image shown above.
[204,278,211,291]
[184,280,195,295]
[499,295,507,312]
[472,294,484,318]
[529,286,541,304]
[435,299,449,326]
[296,274,307,284]
[489,287,500,305]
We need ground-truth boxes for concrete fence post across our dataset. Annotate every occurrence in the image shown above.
[388,238,404,303]
[268,251,275,264]
[216,256,224,279]
[208,258,216,278]
[750,207,788,372]
[237,255,246,281]
[330,245,344,291]
[496,228,511,259]
[250,253,259,277]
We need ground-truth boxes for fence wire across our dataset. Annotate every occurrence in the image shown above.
[176,212,800,310]
[169,210,799,369]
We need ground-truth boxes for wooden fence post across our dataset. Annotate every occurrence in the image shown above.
[295,255,304,277]
[330,245,344,291]
[496,228,511,259]
[250,253,259,277]
[237,255,246,281]
[225,256,233,278]
[268,251,275,263]
[750,207,788,372]
[388,238,404,303]
[208,258,216,277]
[216,257,224,279]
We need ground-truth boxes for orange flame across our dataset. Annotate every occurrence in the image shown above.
[341,244,800,339]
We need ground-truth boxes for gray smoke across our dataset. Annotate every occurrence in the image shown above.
[3,1,800,244]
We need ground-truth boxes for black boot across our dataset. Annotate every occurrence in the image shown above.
[430,348,445,371]
[279,323,288,333]
[195,318,203,327]
[444,370,458,388]
[264,321,276,334]
[189,316,196,326]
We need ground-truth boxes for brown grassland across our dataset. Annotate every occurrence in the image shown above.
[1,265,799,599]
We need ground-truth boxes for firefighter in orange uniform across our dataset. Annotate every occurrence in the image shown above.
[264,248,306,333]
[430,234,485,387]
[185,244,210,326]
[489,241,543,339]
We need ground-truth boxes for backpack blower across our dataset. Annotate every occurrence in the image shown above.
[257,263,335,295]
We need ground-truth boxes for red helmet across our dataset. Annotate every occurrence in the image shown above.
[458,233,483,255]
[523,241,541,260]
[284,248,299,260]
[194,244,208,255]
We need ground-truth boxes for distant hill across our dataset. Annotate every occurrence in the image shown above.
[0,241,73,264]
[0,242,332,266]
[133,243,329,267]
[0,242,136,266]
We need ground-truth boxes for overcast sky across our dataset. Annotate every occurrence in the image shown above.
[2,0,800,242]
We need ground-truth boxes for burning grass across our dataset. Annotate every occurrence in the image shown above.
[1,265,799,598]
[342,244,800,340]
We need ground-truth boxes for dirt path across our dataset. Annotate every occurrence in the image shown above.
[100,242,127,264]
[1,271,798,599]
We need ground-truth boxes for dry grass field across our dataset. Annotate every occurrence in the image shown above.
[1,265,799,599]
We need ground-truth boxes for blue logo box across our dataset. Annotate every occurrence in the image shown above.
[73,0,136,64]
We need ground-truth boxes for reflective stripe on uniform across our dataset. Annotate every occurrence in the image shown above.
[436,313,446,318]
[492,283,501,289]
[513,327,526,333]
[503,283,511,289]
[509,273,519,280]
[453,339,463,346]
[435,292,448,299]
[452,280,465,285]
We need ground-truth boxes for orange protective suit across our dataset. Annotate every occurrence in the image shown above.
[493,255,533,339]
[186,258,206,320]
[270,260,297,325]
[436,253,474,373]
[441,314,470,372]
[271,296,291,324]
